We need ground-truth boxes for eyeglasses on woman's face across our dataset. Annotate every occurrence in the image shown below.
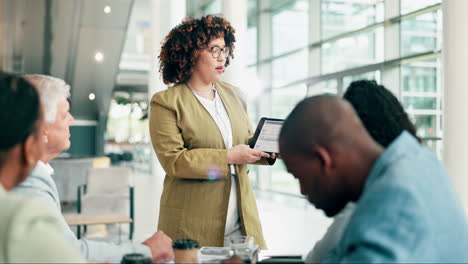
[208,45,230,58]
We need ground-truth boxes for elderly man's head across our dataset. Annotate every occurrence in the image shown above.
[279,95,383,217]
[25,75,74,162]
[0,72,45,190]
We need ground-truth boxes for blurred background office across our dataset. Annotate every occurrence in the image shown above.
[1,0,467,256]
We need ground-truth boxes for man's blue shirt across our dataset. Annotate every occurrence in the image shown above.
[324,131,468,263]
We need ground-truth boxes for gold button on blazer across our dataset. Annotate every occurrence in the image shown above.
[150,81,271,248]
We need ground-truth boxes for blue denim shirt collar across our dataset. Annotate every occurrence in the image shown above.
[365,131,420,190]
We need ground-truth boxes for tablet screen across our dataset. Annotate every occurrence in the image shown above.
[251,118,284,154]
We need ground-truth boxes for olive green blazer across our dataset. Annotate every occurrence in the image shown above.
[149,81,270,248]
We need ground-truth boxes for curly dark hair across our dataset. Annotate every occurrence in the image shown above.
[158,15,236,85]
[343,80,420,147]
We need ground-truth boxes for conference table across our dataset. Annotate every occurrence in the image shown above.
[63,212,132,240]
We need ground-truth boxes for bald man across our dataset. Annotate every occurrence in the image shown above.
[279,95,468,263]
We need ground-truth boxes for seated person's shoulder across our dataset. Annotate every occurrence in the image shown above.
[0,193,59,233]
[341,184,427,244]
[361,176,420,209]
[13,172,53,197]
[349,180,428,243]
[0,193,86,263]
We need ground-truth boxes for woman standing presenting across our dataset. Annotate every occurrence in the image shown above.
[150,15,275,248]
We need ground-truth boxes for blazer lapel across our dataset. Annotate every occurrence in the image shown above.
[216,83,243,147]
[181,83,226,148]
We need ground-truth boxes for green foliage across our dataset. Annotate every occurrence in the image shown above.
[114,95,131,105]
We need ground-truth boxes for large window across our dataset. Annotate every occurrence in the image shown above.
[321,28,384,74]
[343,71,381,91]
[400,1,442,157]
[401,0,441,15]
[271,85,307,119]
[271,0,308,55]
[401,11,442,56]
[308,80,338,96]
[401,58,442,156]
[272,50,308,87]
[321,0,384,39]
[247,0,442,195]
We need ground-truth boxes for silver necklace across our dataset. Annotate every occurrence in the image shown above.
[187,82,215,94]
[188,81,231,147]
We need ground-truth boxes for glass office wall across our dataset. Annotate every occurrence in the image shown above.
[272,50,308,87]
[401,0,441,14]
[321,28,384,74]
[343,71,381,92]
[271,84,308,119]
[321,0,384,39]
[271,0,308,55]
[400,0,442,157]
[401,10,442,56]
[401,58,442,156]
[308,80,338,96]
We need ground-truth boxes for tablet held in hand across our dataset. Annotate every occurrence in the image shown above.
[249,117,284,155]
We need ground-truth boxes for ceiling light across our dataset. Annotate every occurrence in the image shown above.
[104,5,111,14]
[94,52,104,62]
[89,93,96,100]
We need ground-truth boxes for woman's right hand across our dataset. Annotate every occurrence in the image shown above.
[227,144,270,164]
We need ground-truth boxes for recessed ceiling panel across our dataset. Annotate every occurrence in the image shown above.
[71,27,126,120]
[81,0,132,28]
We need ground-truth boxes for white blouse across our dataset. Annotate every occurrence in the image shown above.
[192,86,241,236]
